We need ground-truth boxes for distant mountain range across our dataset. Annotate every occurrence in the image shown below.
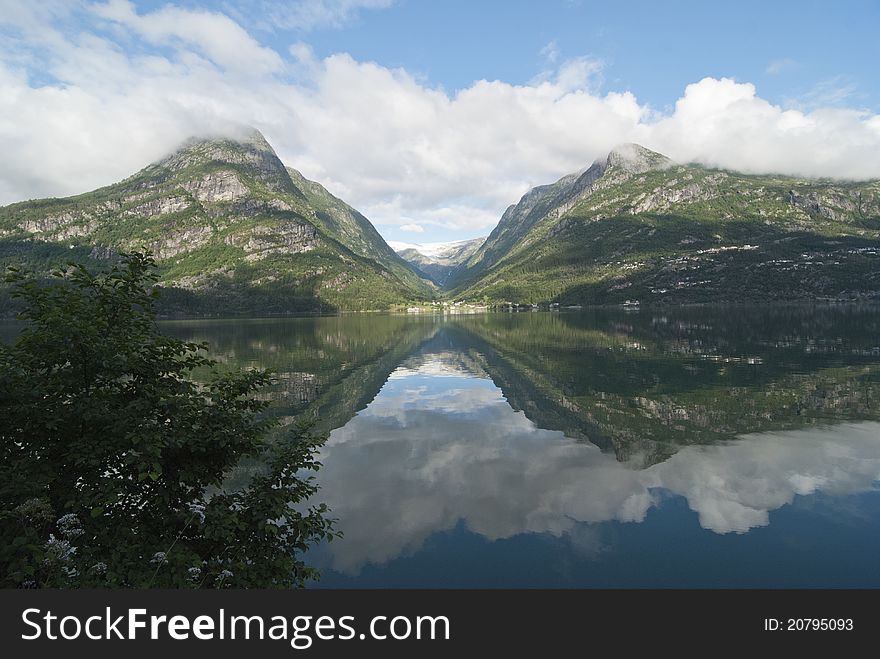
[2,134,879,313]
[0,130,432,314]
[393,238,484,287]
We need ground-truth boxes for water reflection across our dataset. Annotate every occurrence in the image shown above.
[153,306,880,586]
[314,348,880,573]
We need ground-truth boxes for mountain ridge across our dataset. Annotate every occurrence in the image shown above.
[449,143,880,304]
[448,143,675,289]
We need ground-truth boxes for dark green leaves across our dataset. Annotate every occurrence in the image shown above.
[0,252,336,588]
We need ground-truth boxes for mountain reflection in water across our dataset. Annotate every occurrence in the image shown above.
[157,307,880,587]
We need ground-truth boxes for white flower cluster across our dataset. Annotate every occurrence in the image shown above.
[187,502,206,524]
[57,513,84,539]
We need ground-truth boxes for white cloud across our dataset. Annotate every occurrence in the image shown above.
[399,223,424,233]
[2,4,880,240]
[787,75,859,110]
[555,56,605,93]
[92,0,283,76]
[365,196,499,233]
[529,54,605,93]
[641,77,880,177]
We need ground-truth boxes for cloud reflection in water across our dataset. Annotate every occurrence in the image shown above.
[316,357,880,574]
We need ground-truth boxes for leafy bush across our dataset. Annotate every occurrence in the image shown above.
[0,252,337,588]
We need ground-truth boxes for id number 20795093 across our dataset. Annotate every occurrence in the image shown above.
[764,618,853,631]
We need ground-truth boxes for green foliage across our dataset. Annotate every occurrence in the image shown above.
[0,253,337,588]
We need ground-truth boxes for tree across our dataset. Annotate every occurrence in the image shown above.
[0,253,337,588]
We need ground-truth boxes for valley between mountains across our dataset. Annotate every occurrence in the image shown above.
[1,131,878,315]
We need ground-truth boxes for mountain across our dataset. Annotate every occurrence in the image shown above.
[394,237,484,286]
[0,130,432,315]
[449,144,880,304]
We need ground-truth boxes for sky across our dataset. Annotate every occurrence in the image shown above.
[1,1,879,246]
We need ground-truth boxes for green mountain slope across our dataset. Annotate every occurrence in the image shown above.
[395,237,484,286]
[284,166,430,293]
[0,130,432,315]
[450,144,880,304]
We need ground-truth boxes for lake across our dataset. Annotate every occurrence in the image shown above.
[160,306,880,587]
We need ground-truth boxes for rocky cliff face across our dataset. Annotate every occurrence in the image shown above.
[0,130,432,314]
[153,130,298,197]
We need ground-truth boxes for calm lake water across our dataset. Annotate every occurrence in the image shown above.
[166,307,878,586]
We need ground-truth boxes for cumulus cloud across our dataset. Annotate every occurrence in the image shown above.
[2,2,880,240]
[646,423,880,534]
[92,0,284,76]
[640,77,880,178]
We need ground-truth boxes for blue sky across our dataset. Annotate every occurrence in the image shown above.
[1,0,879,246]
[283,0,880,112]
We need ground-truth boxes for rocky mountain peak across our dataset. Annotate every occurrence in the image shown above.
[605,143,673,173]
[152,127,297,196]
